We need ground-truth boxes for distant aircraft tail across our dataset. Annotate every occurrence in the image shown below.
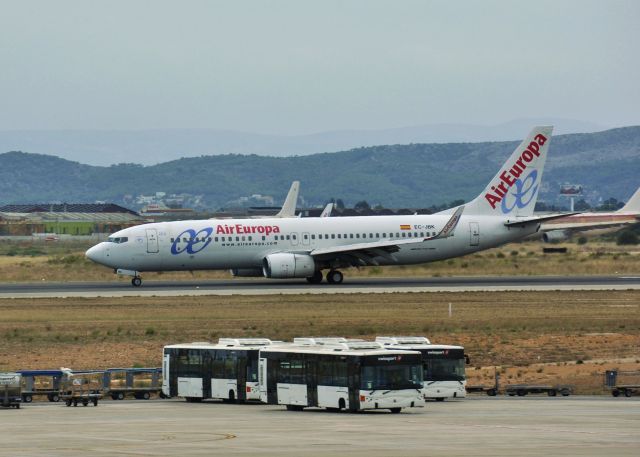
[618,187,640,213]
[462,126,554,217]
[274,181,300,218]
[320,202,334,217]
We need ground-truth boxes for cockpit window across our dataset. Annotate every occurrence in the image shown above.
[107,237,128,244]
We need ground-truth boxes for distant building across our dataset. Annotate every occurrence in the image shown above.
[0,203,145,236]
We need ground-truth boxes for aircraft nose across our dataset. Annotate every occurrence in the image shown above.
[85,244,103,263]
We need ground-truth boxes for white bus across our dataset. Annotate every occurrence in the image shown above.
[376,337,467,400]
[162,338,272,402]
[259,340,424,413]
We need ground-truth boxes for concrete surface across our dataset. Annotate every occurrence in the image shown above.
[1,275,639,298]
[0,396,638,456]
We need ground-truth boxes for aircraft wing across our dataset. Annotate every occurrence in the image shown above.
[504,212,580,227]
[309,206,464,266]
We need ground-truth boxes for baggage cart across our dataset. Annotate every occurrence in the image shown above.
[604,370,640,398]
[1,372,22,409]
[505,384,572,397]
[59,370,103,407]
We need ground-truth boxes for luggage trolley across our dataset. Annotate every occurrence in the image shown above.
[59,369,103,407]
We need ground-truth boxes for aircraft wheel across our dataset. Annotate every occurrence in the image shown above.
[326,270,343,284]
[131,277,142,287]
[306,270,323,284]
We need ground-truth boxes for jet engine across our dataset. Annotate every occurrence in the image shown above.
[262,253,316,279]
[542,230,569,243]
[230,268,264,277]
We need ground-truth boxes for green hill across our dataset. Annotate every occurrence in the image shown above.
[1,127,638,208]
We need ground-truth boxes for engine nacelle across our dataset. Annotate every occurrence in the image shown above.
[542,230,569,243]
[262,253,316,279]
[230,268,264,277]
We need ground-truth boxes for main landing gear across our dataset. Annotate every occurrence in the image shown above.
[131,276,142,287]
[306,269,344,284]
[326,270,344,284]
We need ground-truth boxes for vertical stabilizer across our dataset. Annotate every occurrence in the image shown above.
[463,126,553,217]
[618,187,640,213]
[274,181,300,218]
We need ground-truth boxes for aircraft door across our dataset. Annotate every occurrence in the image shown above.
[146,228,159,253]
[469,222,479,247]
[302,232,310,246]
[291,232,299,246]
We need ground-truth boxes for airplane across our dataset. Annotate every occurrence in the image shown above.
[540,187,640,242]
[211,180,300,219]
[86,126,566,287]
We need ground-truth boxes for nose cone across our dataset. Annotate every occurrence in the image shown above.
[85,244,104,264]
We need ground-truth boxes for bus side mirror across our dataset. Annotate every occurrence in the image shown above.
[465,355,470,365]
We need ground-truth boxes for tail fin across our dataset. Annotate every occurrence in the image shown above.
[618,187,640,213]
[464,126,553,217]
[274,181,300,218]
[320,202,334,217]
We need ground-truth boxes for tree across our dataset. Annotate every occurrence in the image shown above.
[617,230,639,245]
[335,199,345,209]
[574,199,591,211]
[354,200,370,210]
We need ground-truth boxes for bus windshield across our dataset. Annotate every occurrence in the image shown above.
[425,359,465,382]
[360,364,423,390]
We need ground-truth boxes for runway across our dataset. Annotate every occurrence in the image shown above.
[0,275,639,298]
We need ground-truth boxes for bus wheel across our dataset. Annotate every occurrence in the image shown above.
[560,388,571,397]
[23,395,32,403]
[487,389,497,396]
[612,389,620,397]
[390,408,402,414]
[547,389,557,397]
[49,393,60,402]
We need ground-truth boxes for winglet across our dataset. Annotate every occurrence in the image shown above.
[274,181,300,218]
[427,205,464,240]
[320,202,334,217]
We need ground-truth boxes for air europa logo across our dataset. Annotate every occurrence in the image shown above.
[216,224,281,236]
[484,134,548,211]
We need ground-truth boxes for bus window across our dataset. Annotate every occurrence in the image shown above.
[360,365,422,391]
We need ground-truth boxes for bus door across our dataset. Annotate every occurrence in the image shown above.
[202,350,212,399]
[146,228,159,253]
[306,356,318,407]
[237,353,247,402]
[168,350,178,397]
[302,232,311,246]
[469,222,479,247]
[348,359,360,411]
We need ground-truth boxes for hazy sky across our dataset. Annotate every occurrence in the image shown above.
[1,0,639,134]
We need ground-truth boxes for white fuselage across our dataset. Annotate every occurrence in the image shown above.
[86,214,538,273]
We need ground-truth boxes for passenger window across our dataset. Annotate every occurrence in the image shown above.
[382,233,386,238]
[356,234,360,238]
[331,234,335,239]
[262,236,265,241]
[402,233,406,238]
[221,237,225,242]
[350,234,354,239]
[304,234,308,239]
[241,236,245,241]
[170,238,175,242]
[286,235,290,240]
[420,232,425,237]
[337,234,341,239]
[396,233,400,237]
[376,233,379,238]
[325,234,329,239]
[236,236,240,241]
[292,235,296,240]
[311,235,315,239]
[214,237,218,242]
[369,233,373,238]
